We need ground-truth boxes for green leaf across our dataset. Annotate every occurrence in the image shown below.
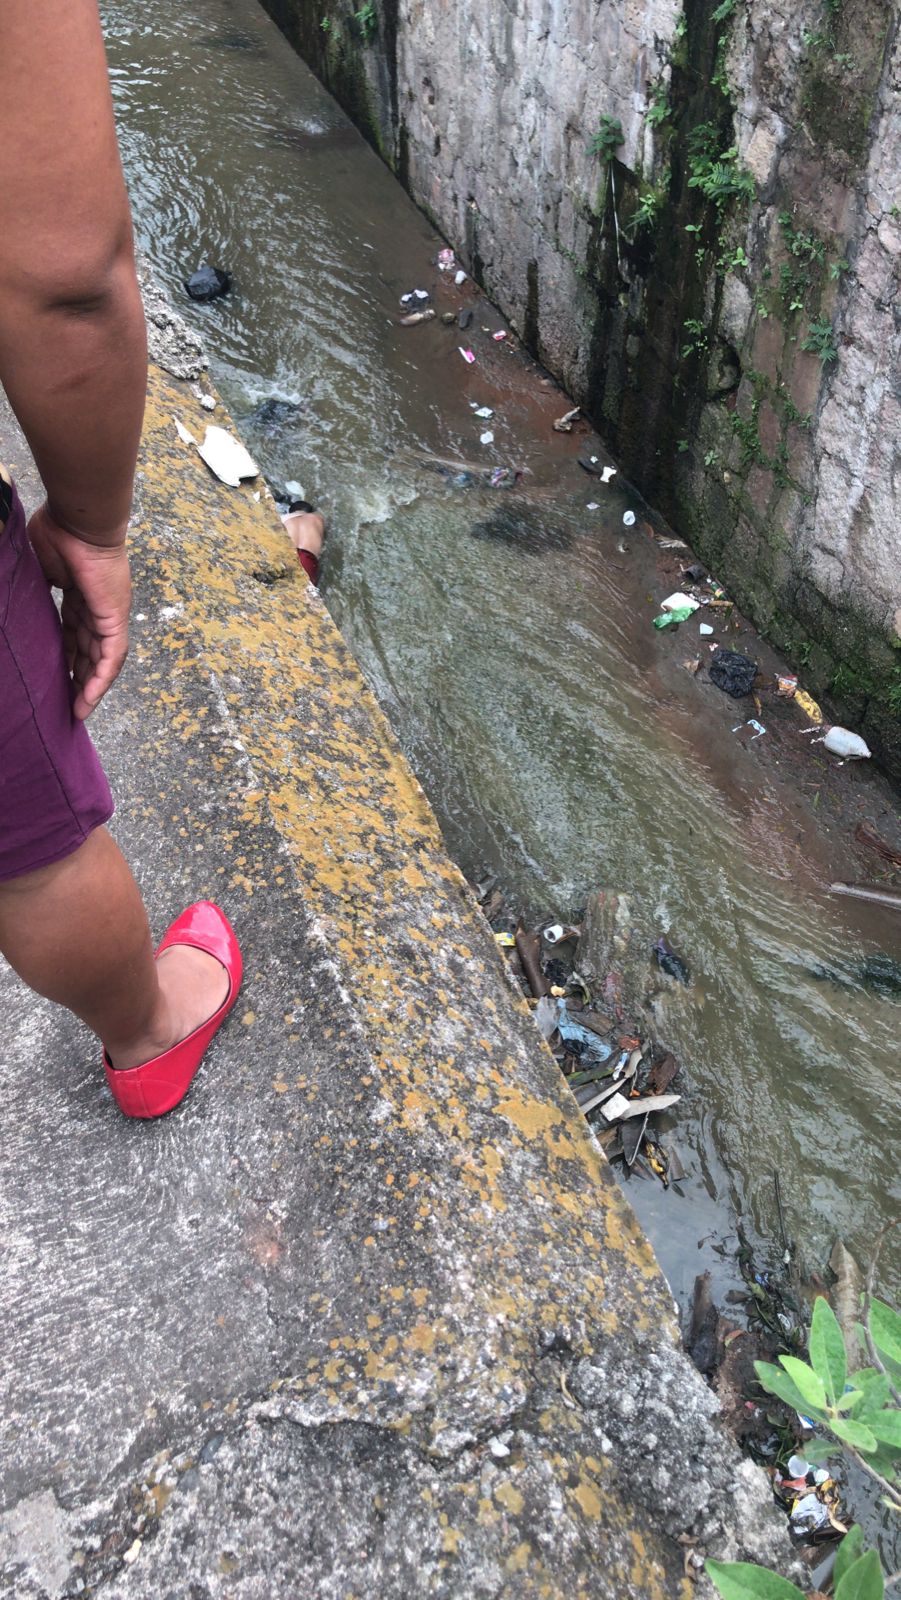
[704,1560,806,1600]
[866,1409,901,1448]
[870,1300,901,1366]
[835,1389,864,1413]
[754,1361,825,1418]
[802,1435,838,1463]
[810,1296,847,1404]
[854,1370,891,1414]
[779,1355,828,1411]
[830,1416,878,1452]
[834,1549,884,1600]
[833,1524,864,1587]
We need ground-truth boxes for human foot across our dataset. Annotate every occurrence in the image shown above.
[103,903,242,1118]
[108,944,230,1071]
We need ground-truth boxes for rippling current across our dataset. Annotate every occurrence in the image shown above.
[103,0,900,1323]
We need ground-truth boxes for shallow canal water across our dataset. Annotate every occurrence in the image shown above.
[103,0,900,1327]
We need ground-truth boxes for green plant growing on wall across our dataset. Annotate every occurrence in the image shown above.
[686,123,755,211]
[777,210,827,313]
[320,15,332,30]
[626,181,667,237]
[353,1,378,42]
[645,84,670,127]
[681,317,709,360]
[588,114,624,163]
[802,316,839,364]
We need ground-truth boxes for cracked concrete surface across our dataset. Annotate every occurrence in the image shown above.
[0,357,794,1596]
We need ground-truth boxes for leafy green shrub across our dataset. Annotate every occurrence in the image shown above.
[705,1291,900,1600]
[354,1,377,42]
[686,123,755,211]
[802,317,838,364]
[588,115,624,163]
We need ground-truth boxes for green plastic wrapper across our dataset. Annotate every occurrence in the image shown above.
[653,606,695,628]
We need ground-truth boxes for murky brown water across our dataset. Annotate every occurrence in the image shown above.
[103,0,900,1332]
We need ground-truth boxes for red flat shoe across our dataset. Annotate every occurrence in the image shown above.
[103,901,242,1119]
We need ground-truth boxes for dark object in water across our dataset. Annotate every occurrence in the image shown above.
[860,954,901,997]
[709,647,758,698]
[184,265,231,303]
[201,29,262,53]
[514,922,550,999]
[655,935,691,985]
[251,397,303,429]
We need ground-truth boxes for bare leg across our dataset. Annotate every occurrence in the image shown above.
[0,827,228,1070]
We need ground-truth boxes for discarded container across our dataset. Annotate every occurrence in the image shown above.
[543,923,581,946]
[709,647,758,697]
[699,623,714,637]
[184,264,231,302]
[776,674,798,697]
[794,689,823,724]
[400,309,436,326]
[622,511,636,527]
[480,431,495,445]
[493,331,507,342]
[653,608,695,628]
[821,726,871,760]
[455,269,467,286]
[437,247,455,271]
[553,407,581,433]
[196,426,259,487]
[474,406,494,419]
[661,592,701,614]
[459,347,476,364]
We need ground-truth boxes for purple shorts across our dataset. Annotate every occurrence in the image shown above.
[0,478,113,882]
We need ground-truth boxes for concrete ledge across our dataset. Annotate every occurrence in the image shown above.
[0,366,791,1596]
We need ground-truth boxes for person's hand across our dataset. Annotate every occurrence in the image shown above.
[27,503,131,720]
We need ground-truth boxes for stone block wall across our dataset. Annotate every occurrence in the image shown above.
[260,0,901,776]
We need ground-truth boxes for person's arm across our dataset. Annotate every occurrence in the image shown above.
[0,0,147,717]
[0,0,146,546]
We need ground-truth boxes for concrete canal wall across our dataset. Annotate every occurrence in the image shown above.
[260,0,901,778]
